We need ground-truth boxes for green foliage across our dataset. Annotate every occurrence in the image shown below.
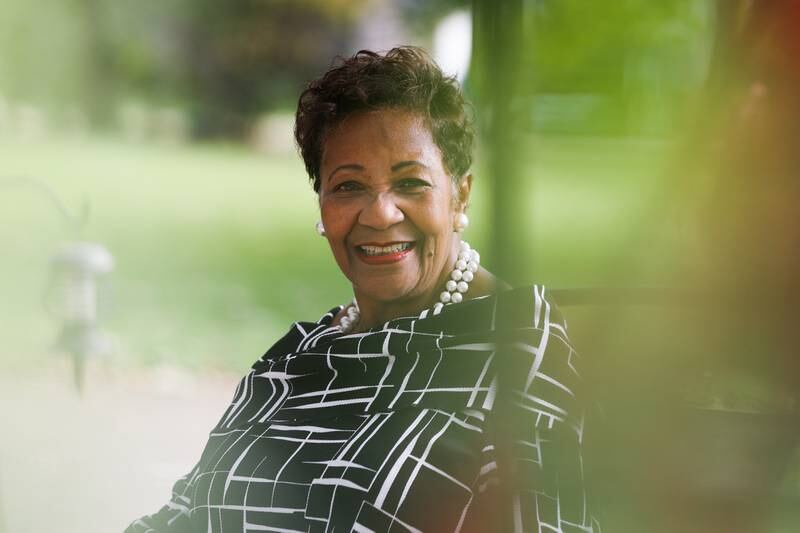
[521,0,714,134]
[530,0,709,89]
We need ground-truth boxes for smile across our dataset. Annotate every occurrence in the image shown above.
[355,241,415,265]
[358,242,414,256]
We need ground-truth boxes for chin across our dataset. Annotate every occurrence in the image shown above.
[355,276,421,304]
[359,284,410,303]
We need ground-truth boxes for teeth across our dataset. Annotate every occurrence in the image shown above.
[359,243,412,256]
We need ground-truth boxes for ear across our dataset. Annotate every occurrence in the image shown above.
[455,173,473,213]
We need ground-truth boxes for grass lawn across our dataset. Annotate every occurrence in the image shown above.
[0,133,668,373]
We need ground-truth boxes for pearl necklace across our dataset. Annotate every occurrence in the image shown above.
[338,240,480,333]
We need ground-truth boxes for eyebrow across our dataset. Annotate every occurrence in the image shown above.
[391,160,429,172]
[327,164,364,181]
[327,160,428,181]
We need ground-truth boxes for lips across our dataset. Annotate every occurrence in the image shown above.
[354,241,415,265]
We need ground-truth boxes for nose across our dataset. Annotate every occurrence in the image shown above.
[358,191,404,230]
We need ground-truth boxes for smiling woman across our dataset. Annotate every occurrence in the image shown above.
[318,109,485,326]
[297,47,498,331]
[126,47,598,533]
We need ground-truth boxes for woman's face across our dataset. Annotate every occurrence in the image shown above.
[318,108,470,309]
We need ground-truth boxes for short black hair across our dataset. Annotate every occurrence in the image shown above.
[295,46,474,192]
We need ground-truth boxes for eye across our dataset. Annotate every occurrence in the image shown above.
[396,178,431,192]
[332,180,364,193]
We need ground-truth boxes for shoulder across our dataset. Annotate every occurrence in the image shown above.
[451,284,570,337]
[491,285,576,380]
[494,285,569,334]
[251,305,342,370]
[411,284,569,342]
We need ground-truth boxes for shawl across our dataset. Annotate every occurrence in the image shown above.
[126,285,597,532]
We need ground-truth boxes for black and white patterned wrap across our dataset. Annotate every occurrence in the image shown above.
[126,285,599,533]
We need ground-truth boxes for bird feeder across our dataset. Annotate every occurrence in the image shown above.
[47,241,114,391]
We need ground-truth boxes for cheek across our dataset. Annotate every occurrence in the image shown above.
[320,201,359,266]
[415,207,454,267]
[417,201,454,240]
[320,201,351,237]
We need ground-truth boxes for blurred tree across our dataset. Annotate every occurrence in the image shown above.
[97,0,374,138]
[177,0,368,138]
[0,0,712,138]
[0,0,371,137]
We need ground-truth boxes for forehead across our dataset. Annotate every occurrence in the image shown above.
[320,109,445,172]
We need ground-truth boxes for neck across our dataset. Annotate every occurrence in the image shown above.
[354,291,437,330]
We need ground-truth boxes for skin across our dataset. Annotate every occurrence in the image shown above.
[317,108,500,331]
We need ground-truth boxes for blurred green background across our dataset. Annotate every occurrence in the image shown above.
[3,1,799,533]
[0,0,712,373]
[0,133,674,372]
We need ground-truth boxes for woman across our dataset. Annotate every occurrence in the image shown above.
[127,47,596,533]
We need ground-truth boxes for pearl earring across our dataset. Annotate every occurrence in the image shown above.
[315,221,326,236]
[454,213,469,232]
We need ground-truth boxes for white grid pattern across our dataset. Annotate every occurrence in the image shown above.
[126,285,598,532]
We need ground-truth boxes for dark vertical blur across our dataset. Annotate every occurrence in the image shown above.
[472,0,527,284]
[471,1,527,530]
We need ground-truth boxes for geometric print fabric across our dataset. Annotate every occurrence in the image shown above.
[126,285,599,533]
